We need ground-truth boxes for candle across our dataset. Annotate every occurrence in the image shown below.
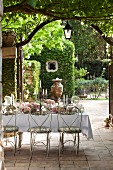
[11,94,14,105]
[63,95,65,105]
[34,91,37,100]
[42,89,44,95]
[66,95,68,105]
[45,89,47,95]
[40,80,41,88]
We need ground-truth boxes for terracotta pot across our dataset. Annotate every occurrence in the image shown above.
[2,31,16,47]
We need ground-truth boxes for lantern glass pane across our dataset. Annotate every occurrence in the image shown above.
[64,30,72,39]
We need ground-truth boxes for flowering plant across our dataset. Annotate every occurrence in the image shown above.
[16,102,40,113]
[2,104,17,115]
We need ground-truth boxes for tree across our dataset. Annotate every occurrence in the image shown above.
[2,2,113,71]
[71,21,106,61]
[22,20,65,57]
[2,13,65,56]
[2,0,113,46]
[4,0,113,45]
[2,0,113,117]
[3,1,113,22]
[70,20,108,78]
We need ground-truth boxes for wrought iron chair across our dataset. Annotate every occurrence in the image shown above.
[57,104,84,156]
[27,107,52,156]
[2,103,19,153]
[71,96,80,105]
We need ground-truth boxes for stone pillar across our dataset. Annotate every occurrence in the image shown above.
[0,0,4,169]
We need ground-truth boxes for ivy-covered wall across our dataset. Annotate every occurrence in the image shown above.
[23,60,40,101]
[31,40,75,98]
[2,59,40,101]
[2,58,16,99]
[2,40,75,101]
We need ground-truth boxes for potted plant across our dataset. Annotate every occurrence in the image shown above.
[2,30,16,47]
[104,118,110,127]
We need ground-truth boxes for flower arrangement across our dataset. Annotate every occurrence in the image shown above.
[44,99,56,105]
[16,102,40,113]
[3,104,17,115]
[16,100,55,114]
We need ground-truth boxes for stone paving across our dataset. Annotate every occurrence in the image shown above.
[4,100,113,170]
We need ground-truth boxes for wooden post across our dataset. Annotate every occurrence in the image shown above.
[109,45,113,117]
[20,47,24,101]
[17,46,20,100]
[0,1,5,169]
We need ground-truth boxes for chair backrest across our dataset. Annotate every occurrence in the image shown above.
[28,108,52,130]
[2,103,18,127]
[71,96,80,105]
[57,105,83,129]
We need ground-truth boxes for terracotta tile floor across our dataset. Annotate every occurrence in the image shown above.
[4,100,113,170]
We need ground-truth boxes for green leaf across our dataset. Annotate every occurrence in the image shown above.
[27,0,37,8]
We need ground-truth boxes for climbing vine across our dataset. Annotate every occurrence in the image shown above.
[30,40,75,98]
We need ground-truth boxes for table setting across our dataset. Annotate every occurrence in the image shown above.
[2,100,93,140]
[1,91,93,151]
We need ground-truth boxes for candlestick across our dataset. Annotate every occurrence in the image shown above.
[11,94,14,105]
[63,95,65,105]
[42,89,44,95]
[34,91,37,100]
[39,88,42,114]
[40,80,41,88]
[66,95,68,105]
[45,89,47,95]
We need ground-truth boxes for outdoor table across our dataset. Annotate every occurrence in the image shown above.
[2,112,93,147]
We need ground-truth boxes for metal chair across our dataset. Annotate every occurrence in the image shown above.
[2,103,19,153]
[27,107,52,156]
[71,95,80,105]
[57,104,83,156]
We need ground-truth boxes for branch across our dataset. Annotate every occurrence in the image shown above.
[4,3,113,21]
[3,0,27,13]
[16,18,57,47]
[91,24,113,46]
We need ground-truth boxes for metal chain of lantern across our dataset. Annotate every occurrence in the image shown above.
[63,21,72,39]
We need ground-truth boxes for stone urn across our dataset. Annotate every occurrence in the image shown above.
[51,78,63,102]
[2,31,16,47]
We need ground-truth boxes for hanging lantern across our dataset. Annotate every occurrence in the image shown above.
[63,21,72,39]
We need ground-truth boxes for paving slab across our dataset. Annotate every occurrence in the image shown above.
[4,100,113,170]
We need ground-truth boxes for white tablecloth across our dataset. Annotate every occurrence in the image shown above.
[2,113,93,140]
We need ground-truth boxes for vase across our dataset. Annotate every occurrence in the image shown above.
[51,78,63,102]
[2,31,16,47]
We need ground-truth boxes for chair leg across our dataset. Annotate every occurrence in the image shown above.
[5,134,8,146]
[46,132,50,156]
[14,132,17,153]
[61,133,64,153]
[76,133,79,155]
[3,132,18,154]
[30,132,33,153]
[59,133,62,157]
[74,133,76,146]
[48,134,50,155]
[18,132,23,148]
